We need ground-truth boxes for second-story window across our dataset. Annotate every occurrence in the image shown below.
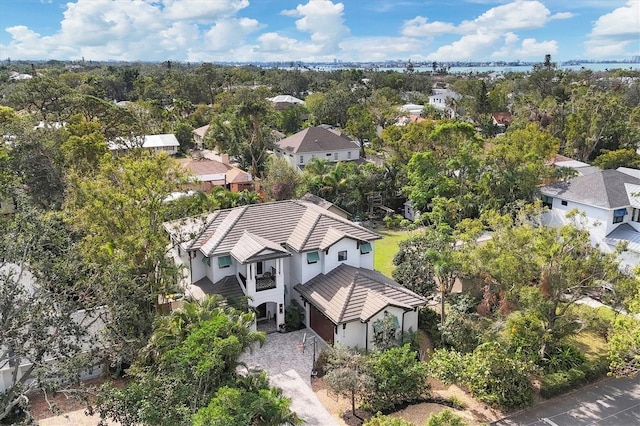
[338,250,347,262]
[299,155,304,164]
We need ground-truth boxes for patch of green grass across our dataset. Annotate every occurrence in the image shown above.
[373,227,415,278]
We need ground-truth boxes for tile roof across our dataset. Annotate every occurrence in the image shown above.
[275,126,359,154]
[540,169,640,209]
[193,275,245,300]
[230,231,291,263]
[294,264,426,324]
[179,158,253,184]
[165,200,380,259]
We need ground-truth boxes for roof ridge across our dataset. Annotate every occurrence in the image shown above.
[205,205,248,255]
[186,211,220,250]
[337,265,358,323]
[299,207,323,250]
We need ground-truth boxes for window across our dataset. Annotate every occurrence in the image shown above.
[202,256,211,266]
[218,255,231,268]
[360,242,372,254]
[338,250,347,261]
[613,208,628,224]
[307,252,319,264]
[541,195,553,209]
[561,200,568,206]
[633,208,640,222]
[299,155,304,164]
[334,152,338,160]
[256,261,263,275]
[347,151,351,159]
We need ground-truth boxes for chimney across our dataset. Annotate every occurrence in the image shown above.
[220,153,229,164]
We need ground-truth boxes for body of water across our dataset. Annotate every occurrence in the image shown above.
[302,63,640,74]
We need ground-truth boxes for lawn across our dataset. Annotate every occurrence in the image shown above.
[373,227,416,278]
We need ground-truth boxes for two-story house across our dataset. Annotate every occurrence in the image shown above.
[164,200,425,349]
[540,168,640,268]
[274,126,360,171]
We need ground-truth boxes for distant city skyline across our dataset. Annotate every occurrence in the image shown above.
[0,0,638,63]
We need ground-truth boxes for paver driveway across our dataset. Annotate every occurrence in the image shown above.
[240,328,339,426]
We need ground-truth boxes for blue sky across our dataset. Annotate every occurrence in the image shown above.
[0,0,638,62]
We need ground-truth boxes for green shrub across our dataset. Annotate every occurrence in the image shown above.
[285,299,305,330]
[429,343,534,410]
[425,409,469,426]
[541,344,587,373]
[364,413,415,426]
[419,307,442,345]
[364,344,430,412]
[577,358,609,382]
[383,214,404,229]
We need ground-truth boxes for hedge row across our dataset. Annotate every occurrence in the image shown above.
[540,359,609,398]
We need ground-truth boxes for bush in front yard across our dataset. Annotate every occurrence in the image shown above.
[429,342,534,410]
[364,344,430,412]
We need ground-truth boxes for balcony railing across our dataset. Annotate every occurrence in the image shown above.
[256,276,276,291]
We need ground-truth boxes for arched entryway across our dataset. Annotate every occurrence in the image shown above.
[255,301,278,333]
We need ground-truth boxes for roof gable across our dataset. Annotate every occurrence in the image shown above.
[294,264,426,324]
[275,126,359,154]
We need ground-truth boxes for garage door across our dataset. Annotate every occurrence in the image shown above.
[310,305,334,345]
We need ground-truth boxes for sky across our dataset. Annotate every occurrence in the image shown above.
[0,0,638,63]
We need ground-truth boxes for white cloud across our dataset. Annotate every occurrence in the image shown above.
[408,1,564,61]
[204,18,263,51]
[585,0,640,58]
[281,0,349,51]
[339,36,424,61]
[162,0,249,21]
[427,33,502,61]
[402,16,456,37]
[492,33,558,59]
[550,12,574,20]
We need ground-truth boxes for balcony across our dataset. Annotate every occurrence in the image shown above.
[256,273,276,291]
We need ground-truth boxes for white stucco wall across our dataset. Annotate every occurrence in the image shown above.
[542,198,629,242]
[335,321,366,349]
[300,252,323,284]
[323,238,363,274]
[190,251,207,283]
[275,148,357,167]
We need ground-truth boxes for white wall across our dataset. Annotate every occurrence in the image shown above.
[335,321,366,349]
[322,238,364,274]
[274,147,357,171]
[543,198,629,242]
[191,250,207,283]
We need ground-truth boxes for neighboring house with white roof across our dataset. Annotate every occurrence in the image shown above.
[268,95,305,110]
[274,126,360,171]
[540,168,640,269]
[164,200,426,349]
[108,134,180,155]
[548,154,599,176]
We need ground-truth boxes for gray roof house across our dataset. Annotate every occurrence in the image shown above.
[540,168,640,268]
[274,126,360,171]
[164,199,425,349]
